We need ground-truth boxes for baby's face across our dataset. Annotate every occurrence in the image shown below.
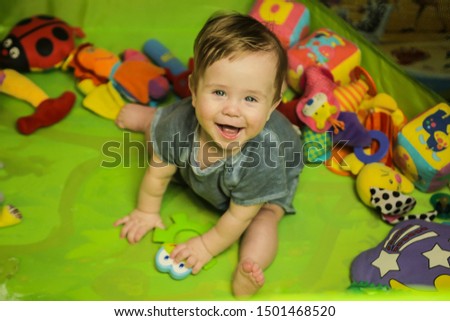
[191,51,279,153]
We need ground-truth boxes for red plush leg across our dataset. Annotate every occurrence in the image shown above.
[277,99,302,127]
[164,58,194,99]
[16,91,76,135]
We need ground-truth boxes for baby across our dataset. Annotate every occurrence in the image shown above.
[114,12,303,297]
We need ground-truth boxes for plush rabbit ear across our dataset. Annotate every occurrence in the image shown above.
[369,187,416,216]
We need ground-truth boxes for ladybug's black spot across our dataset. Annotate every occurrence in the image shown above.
[52,27,69,41]
[17,17,32,26]
[36,38,53,57]
[37,15,55,20]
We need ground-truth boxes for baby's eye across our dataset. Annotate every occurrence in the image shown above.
[213,90,225,96]
[245,96,257,102]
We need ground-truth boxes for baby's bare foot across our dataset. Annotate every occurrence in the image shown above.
[232,259,265,298]
[115,103,154,132]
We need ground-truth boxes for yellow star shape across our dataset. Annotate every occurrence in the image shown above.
[372,250,400,278]
[422,244,450,269]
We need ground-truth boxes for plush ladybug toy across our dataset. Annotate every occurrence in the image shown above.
[0,15,85,135]
[0,14,85,72]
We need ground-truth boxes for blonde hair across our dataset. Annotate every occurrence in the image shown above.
[191,12,287,103]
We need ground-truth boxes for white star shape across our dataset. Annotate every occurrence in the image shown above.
[371,250,400,277]
[422,244,450,269]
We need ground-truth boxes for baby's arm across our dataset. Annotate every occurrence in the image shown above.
[171,201,262,273]
[114,151,177,243]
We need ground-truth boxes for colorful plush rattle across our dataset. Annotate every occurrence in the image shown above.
[153,213,216,280]
[155,243,192,280]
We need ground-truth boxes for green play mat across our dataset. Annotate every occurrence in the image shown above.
[1,0,449,301]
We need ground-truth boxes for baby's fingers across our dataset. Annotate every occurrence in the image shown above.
[191,262,203,275]
[185,256,205,274]
[171,244,189,263]
[118,224,147,244]
[154,218,165,230]
[185,256,197,269]
[119,221,138,241]
[131,224,151,243]
[113,215,130,227]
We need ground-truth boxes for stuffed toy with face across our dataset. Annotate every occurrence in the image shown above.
[0,15,85,72]
[0,15,83,134]
[355,162,437,224]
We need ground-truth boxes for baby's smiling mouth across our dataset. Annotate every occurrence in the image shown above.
[216,123,242,139]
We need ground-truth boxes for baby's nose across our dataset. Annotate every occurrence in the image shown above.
[222,101,240,116]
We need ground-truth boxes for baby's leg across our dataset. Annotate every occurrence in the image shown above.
[232,203,284,297]
[115,103,156,134]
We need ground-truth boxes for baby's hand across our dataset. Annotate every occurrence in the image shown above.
[171,236,213,274]
[114,209,165,244]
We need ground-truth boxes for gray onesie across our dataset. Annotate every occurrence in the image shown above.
[151,98,303,214]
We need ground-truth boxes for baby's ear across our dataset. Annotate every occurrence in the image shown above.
[281,80,287,95]
[272,80,287,108]
[267,100,280,121]
[188,75,197,107]
[271,94,283,113]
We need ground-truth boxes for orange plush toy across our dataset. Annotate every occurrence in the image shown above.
[66,44,169,120]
